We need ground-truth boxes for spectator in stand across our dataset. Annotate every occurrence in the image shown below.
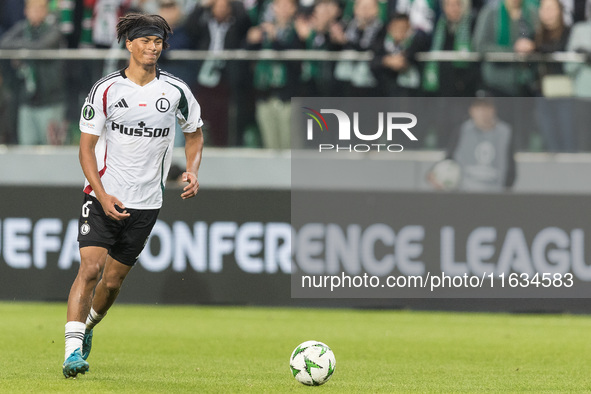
[565,13,591,97]
[422,0,478,96]
[246,0,318,24]
[92,0,135,48]
[158,0,192,79]
[294,0,342,96]
[74,1,140,100]
[420,0,478,148]
[472,0,539,96]
[155,0,194,148]
[429,96,517,192]
[137,0,197,13]
[471,0,487,18]
[395,0,437,33]
[57,0,96,146]
[0,0,66,145]
[0,0,26,36]
[371,13,430,96]
[556,0,591,26]
[341,0,389,24]
[247,0,302,149]
[185,0,251,146]
[243,0,271,25]
[332,0,383,96]
[0,0,25,142]
[536,0,571,52]
[582,0,591,22]
[0,70,16,144]
[534,0,575,152]
[58,0,94,48]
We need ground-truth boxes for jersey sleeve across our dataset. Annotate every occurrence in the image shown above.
[79,97,106,136]
[176,84,204,133]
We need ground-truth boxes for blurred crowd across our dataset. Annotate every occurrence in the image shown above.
[0,0,591,151]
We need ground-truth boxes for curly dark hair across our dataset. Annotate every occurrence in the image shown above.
[116,13,173,49]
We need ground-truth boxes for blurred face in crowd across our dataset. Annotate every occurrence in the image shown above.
[388,18,410,43]
[25,0,48,27]
[539,0,562,30]
[443,0,466,23]
[212,0,233,23]
[504,0,523,10]
[469,101,497,131]
[354,0,379,27]
[159,1,182,27]
[314,0,340,30]
[273,0,298,25]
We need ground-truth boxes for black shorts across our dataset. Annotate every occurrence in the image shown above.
[77,194,160,266]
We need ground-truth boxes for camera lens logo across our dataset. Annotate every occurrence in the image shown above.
[82,105,95,120]
[303,107,418,153]
[302,107,329,136]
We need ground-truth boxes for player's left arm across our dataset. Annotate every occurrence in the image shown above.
[181,127,204,199]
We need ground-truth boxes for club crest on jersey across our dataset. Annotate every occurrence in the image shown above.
[112,121,170,138]
[156,98,170,112]
[82,105,95,120]
[80,222,90,235]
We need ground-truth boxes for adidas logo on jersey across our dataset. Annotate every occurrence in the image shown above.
[114,98,129,108]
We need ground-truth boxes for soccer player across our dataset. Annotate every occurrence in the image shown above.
[62,13,204,378]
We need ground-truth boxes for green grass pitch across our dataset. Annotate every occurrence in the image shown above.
[1,301,591,392]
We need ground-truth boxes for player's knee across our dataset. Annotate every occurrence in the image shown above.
[102,274,125,293]
[77,260,102,283]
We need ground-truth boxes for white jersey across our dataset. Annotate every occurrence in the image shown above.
[79,69,203,209]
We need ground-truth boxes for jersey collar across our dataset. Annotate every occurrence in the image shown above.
[119,67,161,80]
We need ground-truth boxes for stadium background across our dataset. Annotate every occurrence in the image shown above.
[1,55,591,311]
[3,143,591,311]
[3,1,591,391]
[0,0,591,393]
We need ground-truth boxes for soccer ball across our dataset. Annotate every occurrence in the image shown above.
[429,159,462,191]
[289,340,336,386]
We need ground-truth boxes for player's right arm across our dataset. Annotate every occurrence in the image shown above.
[79,133,130,221]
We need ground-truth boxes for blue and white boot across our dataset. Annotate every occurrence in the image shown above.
[62,348,89,378]
[82,329,93,360]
